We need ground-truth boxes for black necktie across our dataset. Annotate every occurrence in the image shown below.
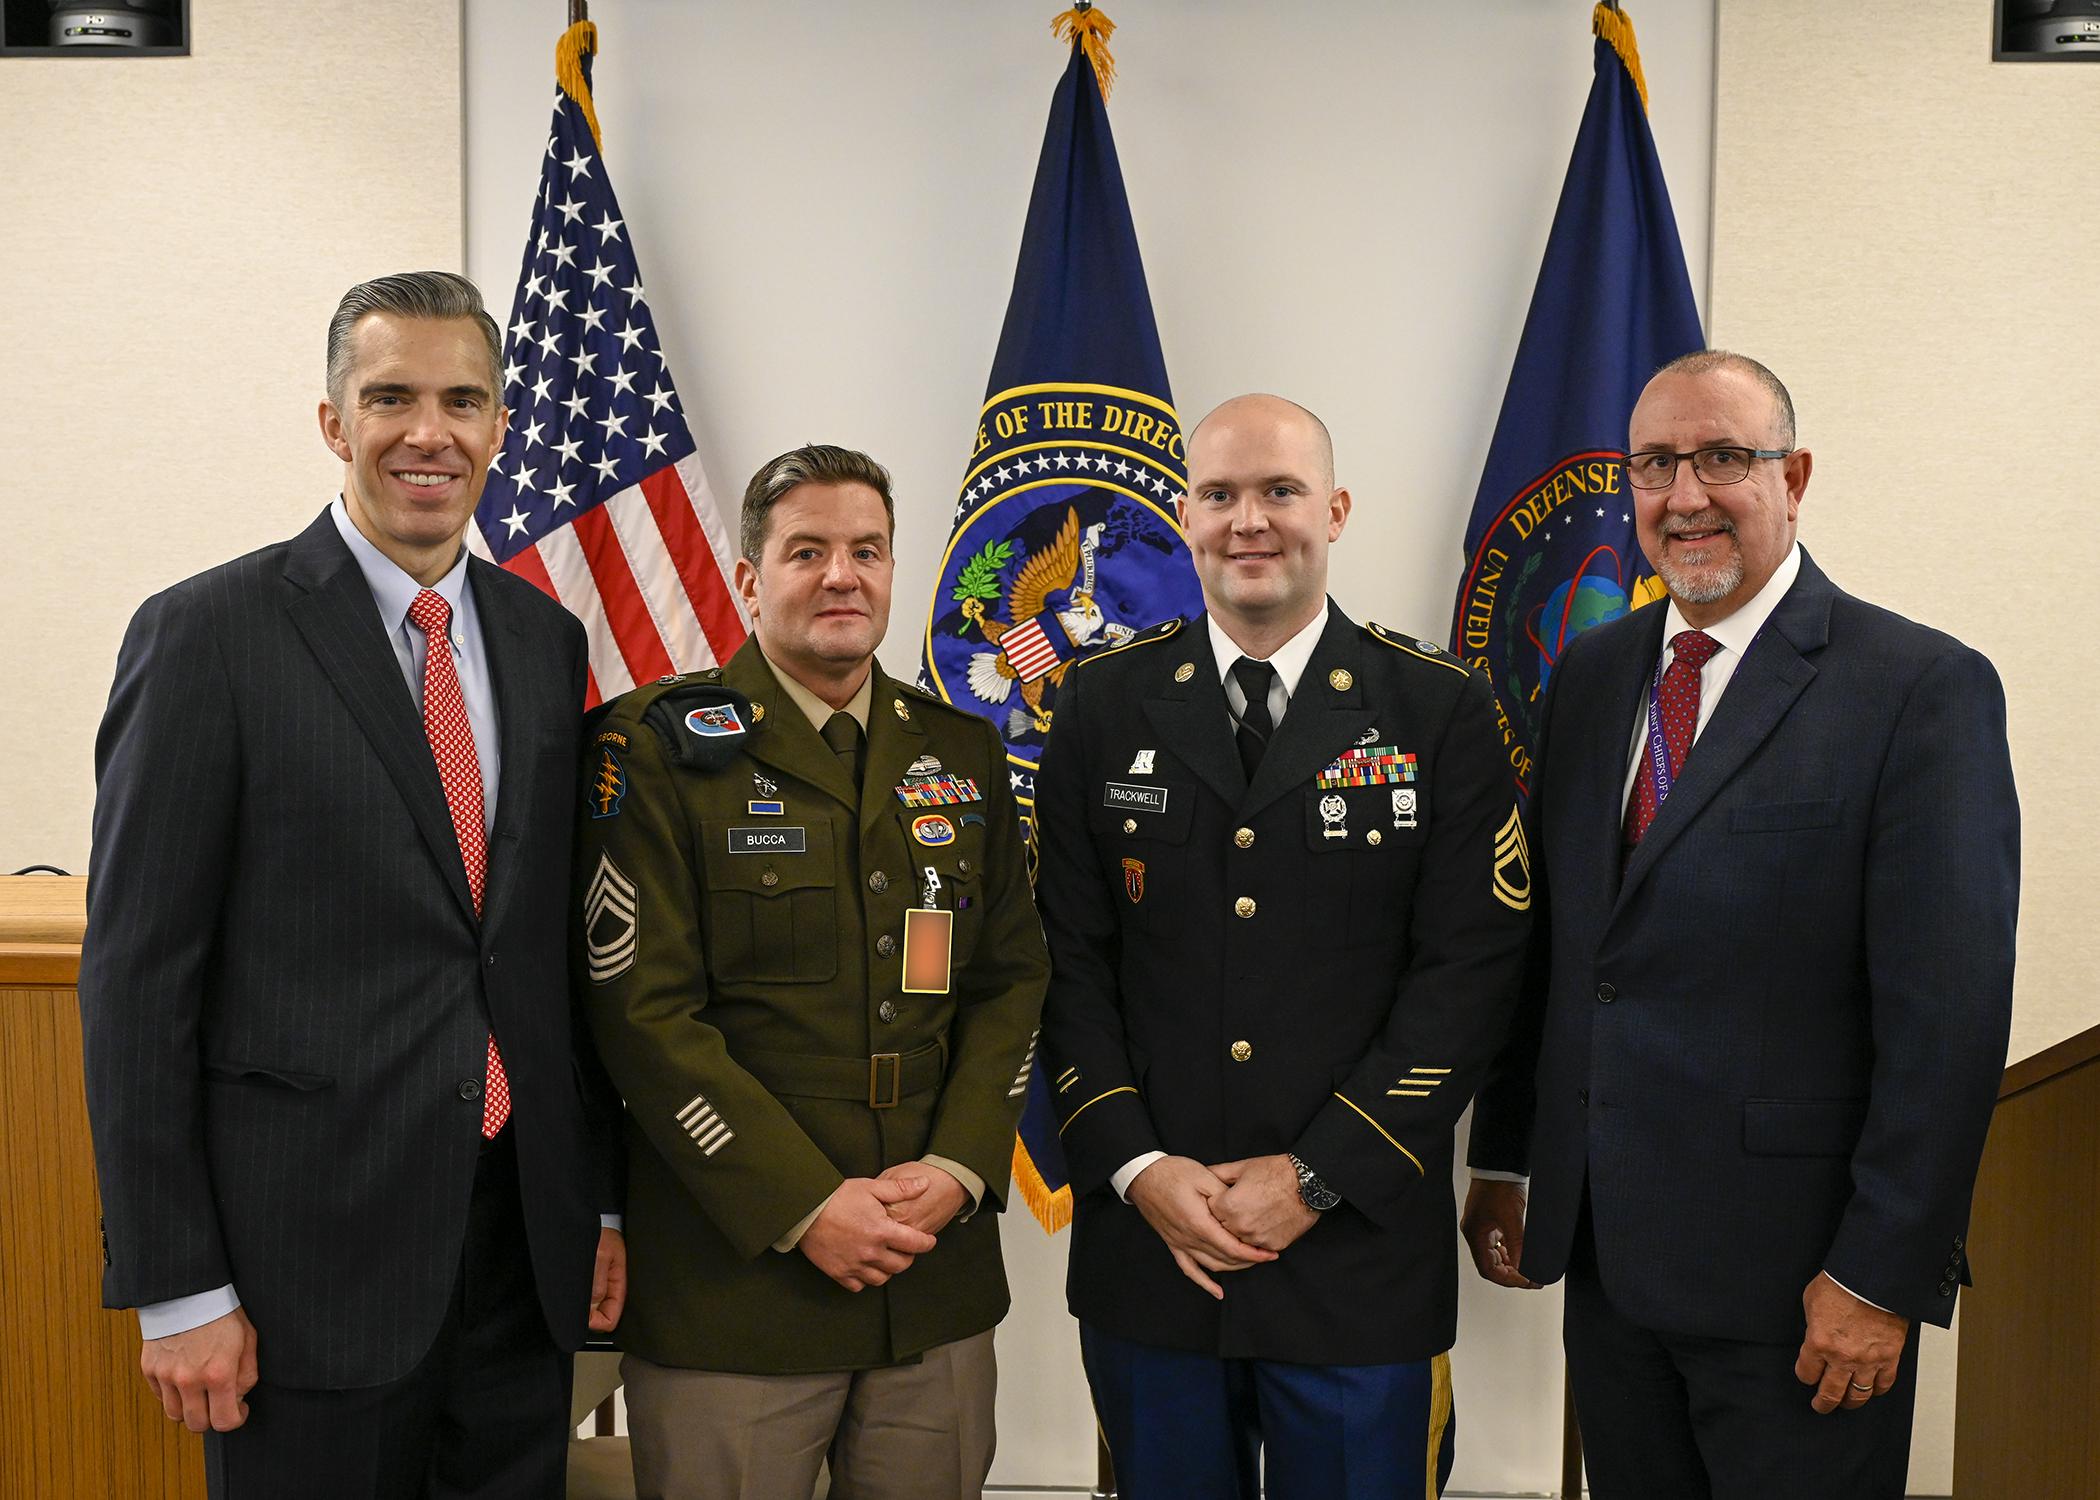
[1231,657,1277,781]
[821,711,864,790]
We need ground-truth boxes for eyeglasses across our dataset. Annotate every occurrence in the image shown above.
[1625,446,1792,489]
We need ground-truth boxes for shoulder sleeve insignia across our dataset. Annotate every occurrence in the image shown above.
[643,683,759,770]
[1367,622,1472,678]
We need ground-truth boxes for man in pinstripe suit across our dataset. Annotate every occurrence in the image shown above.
[79,272,625,1499]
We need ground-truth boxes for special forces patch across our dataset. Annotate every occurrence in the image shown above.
[644,684,756,771]
[686,704,744,737]
[588,746,627,820]
[583,851,639,983]
[1122,857,1145,903]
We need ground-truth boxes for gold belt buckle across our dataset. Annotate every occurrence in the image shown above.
[868,1052,902,1109]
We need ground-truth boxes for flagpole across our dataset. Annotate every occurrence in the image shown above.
[569,0,587,23]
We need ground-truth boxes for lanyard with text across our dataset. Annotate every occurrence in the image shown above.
[1642,625,1765,805]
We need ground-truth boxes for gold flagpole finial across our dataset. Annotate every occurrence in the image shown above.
[1051,5,1118,100]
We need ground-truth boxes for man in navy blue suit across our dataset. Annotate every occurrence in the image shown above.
[1463,351,2018,1499]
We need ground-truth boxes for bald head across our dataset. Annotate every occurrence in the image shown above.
[1189,394,1336,491]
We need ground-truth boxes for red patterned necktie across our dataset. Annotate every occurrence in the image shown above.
[1624,628,1722,849]
[406,588,510,1138]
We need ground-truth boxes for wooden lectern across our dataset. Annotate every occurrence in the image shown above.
[0,876,206,1499]
[1953,1022,2100,1495]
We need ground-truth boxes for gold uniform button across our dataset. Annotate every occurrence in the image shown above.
[1234,896,1256,919]
[878,999,898,1023]
[876,934,897,957]
[1233,827,1255,849]
[1123,818,1138,834]
[1329,668,1353,691]
[868,871,889,893]
[1174,662,1195,683]
[1230,1040,1253,1062]
[750,701,766,722]
[760,870,779,888]
[958,859,971,875]
[1367,829,1382,846]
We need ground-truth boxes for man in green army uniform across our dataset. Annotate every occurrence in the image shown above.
[574,444,1048,1498]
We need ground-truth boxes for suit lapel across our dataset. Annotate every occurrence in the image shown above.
[1240,608,1375,821]
[1614,555,1833,909]
[1140,621,1244,808]
[282,511,479,926]
[861,665,930,834]
[473,561,539,934]
[1568,602,1667,898]
[728,646,861,812]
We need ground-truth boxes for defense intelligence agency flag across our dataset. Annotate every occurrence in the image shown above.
[919,7,1198,1232]
[1451,3,1702,797]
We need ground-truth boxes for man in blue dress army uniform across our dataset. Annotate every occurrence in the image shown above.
[574,444,1048,1498]
[1034,394,1533,1498]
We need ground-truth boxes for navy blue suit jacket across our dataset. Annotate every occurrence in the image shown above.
[79,509,621,1388]
[1469,550,2017,1340]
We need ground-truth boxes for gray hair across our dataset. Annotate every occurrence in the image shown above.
[1652,349,1797,449]
[739,444,897,562]
[325,271,504,409]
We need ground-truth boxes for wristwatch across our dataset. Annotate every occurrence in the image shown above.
[1289,1153,1341,1212]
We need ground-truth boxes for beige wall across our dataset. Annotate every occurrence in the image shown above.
[1714,2,2100,1491]
[0,0,464,876]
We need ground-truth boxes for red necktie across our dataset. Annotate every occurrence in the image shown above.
[407,589,510,1138]
[1624,628,1722,849]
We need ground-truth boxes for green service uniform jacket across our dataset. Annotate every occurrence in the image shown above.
[1035,605,1532,1365]
[574,643,1048,1374]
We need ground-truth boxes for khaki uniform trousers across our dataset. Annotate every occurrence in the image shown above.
[623,1330,997,1500]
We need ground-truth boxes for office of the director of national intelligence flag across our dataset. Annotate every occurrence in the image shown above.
[919,7,1198,1232]
[1451,3,1702,798]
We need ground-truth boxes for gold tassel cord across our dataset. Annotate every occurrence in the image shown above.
[1591,2,1650,115]
[1051,6,1118,101]
[1011,1136,1075,1234]
[555,19,605,151]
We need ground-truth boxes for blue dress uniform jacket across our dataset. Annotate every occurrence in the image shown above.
[1036,604,1532,1365]
[575,643,1048,1375]
[1468,551,2019,1340]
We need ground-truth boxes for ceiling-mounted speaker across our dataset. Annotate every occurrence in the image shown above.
[47,2,178,48]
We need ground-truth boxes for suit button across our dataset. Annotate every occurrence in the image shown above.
[876,934,897,958]
[1939,1281,1954,1296]
[1596,983,1616,1003]
[1578,1089,1589,1106]
[869,871,889,893]
[1953,1235,1964,1250]
[458,1079,482,1101]
[1234,827,1255,849]
[761,870,780,888]
[1230,1040,1252,1062]
[484,954,497,968]
[1234,896,1257,919]
[878,1000,898,1023]
[1124,818,1138,834]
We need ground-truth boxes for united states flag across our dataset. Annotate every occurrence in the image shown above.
[471,22,746,706]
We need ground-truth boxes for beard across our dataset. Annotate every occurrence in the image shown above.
[1653,517,1743,605]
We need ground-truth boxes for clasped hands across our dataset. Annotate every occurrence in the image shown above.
[1126,1154,1319,1300]
[798,1160,968,1293]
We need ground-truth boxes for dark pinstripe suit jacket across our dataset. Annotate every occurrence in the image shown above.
[1469,550,2019,1342]
[79,508,618,1389]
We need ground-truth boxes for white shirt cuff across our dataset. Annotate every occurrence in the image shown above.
[1470,1169,1529,1185]
[1824,1271,1896,1316]
[138,1284,241,1341]
[1111,1151,1168,1201]
[599,1213,624,1232]
[773,1188,839,1253]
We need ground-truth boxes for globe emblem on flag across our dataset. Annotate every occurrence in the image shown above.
[923,384,1202,762]
[1531,553,1634,694]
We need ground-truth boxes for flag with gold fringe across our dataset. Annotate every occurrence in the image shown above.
[918,6,1199,1232]
[1449,3,1703,798]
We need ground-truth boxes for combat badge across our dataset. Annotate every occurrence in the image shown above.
[583,852,639,984]
[588,746,627,820]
